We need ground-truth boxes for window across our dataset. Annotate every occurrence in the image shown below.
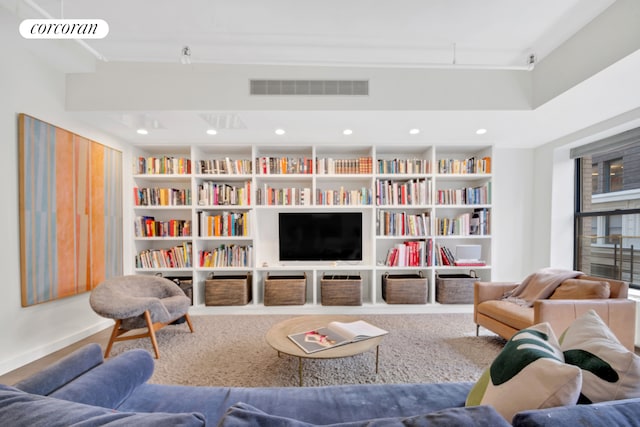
[604,158,623,193]
[573,137,640,289]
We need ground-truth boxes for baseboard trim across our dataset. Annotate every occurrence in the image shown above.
[0,319,112,376]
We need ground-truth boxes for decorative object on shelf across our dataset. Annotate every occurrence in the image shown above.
[205,273,252,306]
[18,114,123,306]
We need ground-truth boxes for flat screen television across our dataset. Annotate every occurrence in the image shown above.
[278,212,363,262]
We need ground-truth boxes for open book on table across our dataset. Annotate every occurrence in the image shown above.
[288,320,388,354]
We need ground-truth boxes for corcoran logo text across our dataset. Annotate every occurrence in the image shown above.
[19,19,109,39]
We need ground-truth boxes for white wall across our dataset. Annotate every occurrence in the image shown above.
[0,11,126,375]
[491,147,535,281]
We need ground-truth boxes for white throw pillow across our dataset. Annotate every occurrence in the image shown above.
[466,322,582,423]
[559,309,640,403]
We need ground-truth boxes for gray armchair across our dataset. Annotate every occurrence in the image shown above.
[90,275,194,358]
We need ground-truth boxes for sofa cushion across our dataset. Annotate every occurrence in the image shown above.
[549,279,610,300]
[466,322,582,423]
[218,402,511,427]
[559,309,640,403]
[49,348,154,409]
[0,384,205,427]
[512,397,640,427]
[476,300,533,330]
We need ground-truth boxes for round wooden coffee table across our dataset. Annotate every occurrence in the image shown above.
[266,315,384,386]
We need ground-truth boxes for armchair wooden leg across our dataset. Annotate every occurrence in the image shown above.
[104,319,122,358]
[184,313,195,333]
[144,310,161,359]
[476,324,480,336]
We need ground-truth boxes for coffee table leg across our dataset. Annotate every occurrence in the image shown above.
[298,357,303,386]
[375,345,379,374]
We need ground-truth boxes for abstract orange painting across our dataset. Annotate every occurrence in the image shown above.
[18,114,122,306]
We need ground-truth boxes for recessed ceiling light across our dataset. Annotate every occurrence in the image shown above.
[206,129,217,135]
[136,128,148,135]
[476,128,487,135]
[275,128,285,135]
[409,128,420,135]
[343,129,353,135]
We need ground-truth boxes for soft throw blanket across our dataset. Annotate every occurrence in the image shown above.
[502,268,583,307]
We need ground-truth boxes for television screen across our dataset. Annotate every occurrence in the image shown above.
[279,212,363,261]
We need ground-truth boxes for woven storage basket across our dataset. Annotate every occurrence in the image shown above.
[320,274,362,306]
[264,273,306,306]
[435,271,478,304]
[158,275,193,305]
[205,273,252,306]
[382,272,428,304]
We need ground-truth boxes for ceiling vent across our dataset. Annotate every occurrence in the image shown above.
[250,80,368,96]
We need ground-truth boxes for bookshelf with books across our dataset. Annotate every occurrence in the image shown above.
[128,144,492,309]
[433,146,492,284]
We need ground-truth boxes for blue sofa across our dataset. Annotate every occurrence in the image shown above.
[1,343,639,426]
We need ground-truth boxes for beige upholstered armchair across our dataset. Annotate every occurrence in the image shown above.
[474,274,636,350]
[90,275,194,358]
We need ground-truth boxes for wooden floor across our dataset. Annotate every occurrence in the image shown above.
[0,328,112,386]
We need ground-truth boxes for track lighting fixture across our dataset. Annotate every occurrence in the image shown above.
[180,46,191,65]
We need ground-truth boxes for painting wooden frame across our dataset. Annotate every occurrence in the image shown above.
[18,114,123,306]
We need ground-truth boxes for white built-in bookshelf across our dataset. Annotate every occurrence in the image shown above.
[130,144,492,311]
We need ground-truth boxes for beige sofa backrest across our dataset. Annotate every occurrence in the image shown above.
[576,275,628,298]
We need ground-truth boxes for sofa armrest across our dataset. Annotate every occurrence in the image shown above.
[49,348,155,409]
[13,343,104,395]
[474,282,518,305]
[534,299,636,351]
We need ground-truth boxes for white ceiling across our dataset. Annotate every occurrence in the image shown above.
[29,0,613,68]
[7,0,640,148]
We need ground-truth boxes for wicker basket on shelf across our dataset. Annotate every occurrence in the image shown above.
[205,273,252,306]
[382,272,428,304]
[435,270,478,304]
[320,274,362,306]
[264,273,307,306]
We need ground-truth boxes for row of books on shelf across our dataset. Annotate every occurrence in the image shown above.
[436,208,490,236]
[437,156,491,174]
[375,179,431,206]
[134,156,192,175]
[384,240,430,267]
[377,158,430,175]
[134,155,490,177]
[196,158,253,175]
[134,187,192,206]
[256,156,313,175]
[377,211,430,237]
[435,182,491,205]
[316,157,373,174]
[255,186,313,206]
[198,211,249,237]
[135,243,193,269]
[197,181,251,206]
[316,187,373,206]
[434,243,486,266]
[134,216,192,237]
[198,245,253,267]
